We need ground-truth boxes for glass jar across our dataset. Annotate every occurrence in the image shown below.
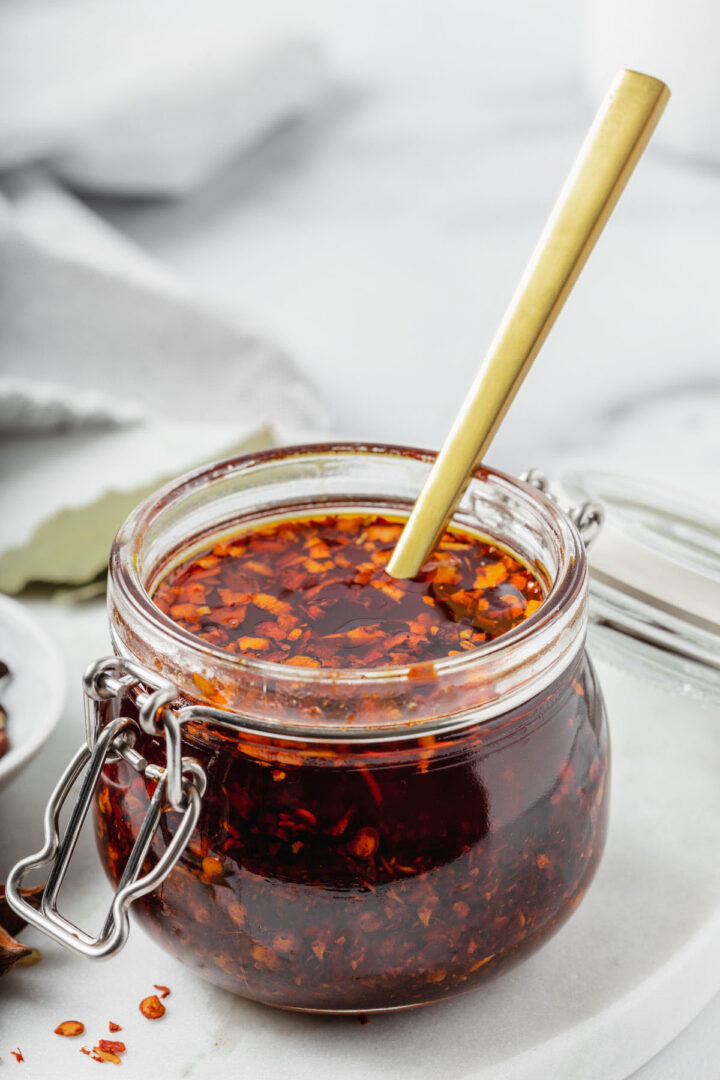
[7,444,609,1014]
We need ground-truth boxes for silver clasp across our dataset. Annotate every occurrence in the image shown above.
[5,658,206,959]
[521,468,604,549]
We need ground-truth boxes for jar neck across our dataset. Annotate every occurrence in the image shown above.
[108,444,588,739]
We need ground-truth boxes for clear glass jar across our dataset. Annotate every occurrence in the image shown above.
[10,444,611,1014]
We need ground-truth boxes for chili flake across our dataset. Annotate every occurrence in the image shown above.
[108,1023,122,1033]
[348,827,380,860]
[153,984,171,999]
[54,1020,85,1037]
[10,1049,23,1062]
[139,994,165,1019]
[93,1046,121,1064]
[97,1040,126,1055]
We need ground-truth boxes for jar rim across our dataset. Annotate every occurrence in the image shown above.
[108,443,588,735]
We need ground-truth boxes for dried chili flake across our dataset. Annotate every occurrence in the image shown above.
[80,1047,91,1055]
[97,1040,126,1055]
[348,827,380,860]
[311,940,326,960]
[201,856,223,880]
[54,1020,85,1037]
[93,1046,121,1064]
[107,1023,122,1033]
[139,994,165,1019]
[10,1049,24,1062]
[153,984,171,999]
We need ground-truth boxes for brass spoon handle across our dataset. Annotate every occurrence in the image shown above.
[387,69,670,580]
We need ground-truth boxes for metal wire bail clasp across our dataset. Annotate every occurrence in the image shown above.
[521,468,605,549]
[5,657,206,960]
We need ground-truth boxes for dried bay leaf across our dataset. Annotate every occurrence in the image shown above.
[0,423,274,594]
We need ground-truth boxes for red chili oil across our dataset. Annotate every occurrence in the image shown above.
[95,513,609,1012]
[151,513,544,668]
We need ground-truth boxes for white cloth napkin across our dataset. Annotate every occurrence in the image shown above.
[0,0,328,197]
[0,175,328,592]
[0,173,325,434]
[0,1,332,592]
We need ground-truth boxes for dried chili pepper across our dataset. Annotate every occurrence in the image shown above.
[0,883,45,977]
[54,1021,85,1037]
[139,995,165,1019]
[153,984,170,999]
[0,884,43,940]
[0,925,32,976]
[10,1049,23,1062]
[108,1022,122,1033]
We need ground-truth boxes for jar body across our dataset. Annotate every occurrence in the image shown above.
[95,649,608,1012]
[96,444,610,1012]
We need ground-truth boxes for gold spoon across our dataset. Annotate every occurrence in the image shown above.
[387,69,670,580]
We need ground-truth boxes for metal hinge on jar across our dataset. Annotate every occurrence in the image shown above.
[521,468,605,548]
[5,658,207,959]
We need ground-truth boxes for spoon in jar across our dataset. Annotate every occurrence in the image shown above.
[387,69,670,580]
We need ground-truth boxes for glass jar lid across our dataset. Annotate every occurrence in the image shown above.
[560,469,720,703]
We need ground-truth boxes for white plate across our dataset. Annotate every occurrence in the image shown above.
[0,592,66,789]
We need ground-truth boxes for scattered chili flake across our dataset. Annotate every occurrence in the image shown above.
[153,984,171,999]
[139,994,165,1019]
[93,1046,122,1064]
[108,1022,122,1033]
[97,1040,126,1055]
[80,1047,91,1056]
[54,1020,85,1037]
[10,1049,23,1062]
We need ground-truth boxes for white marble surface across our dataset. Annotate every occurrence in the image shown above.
[2,1,720,1075]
